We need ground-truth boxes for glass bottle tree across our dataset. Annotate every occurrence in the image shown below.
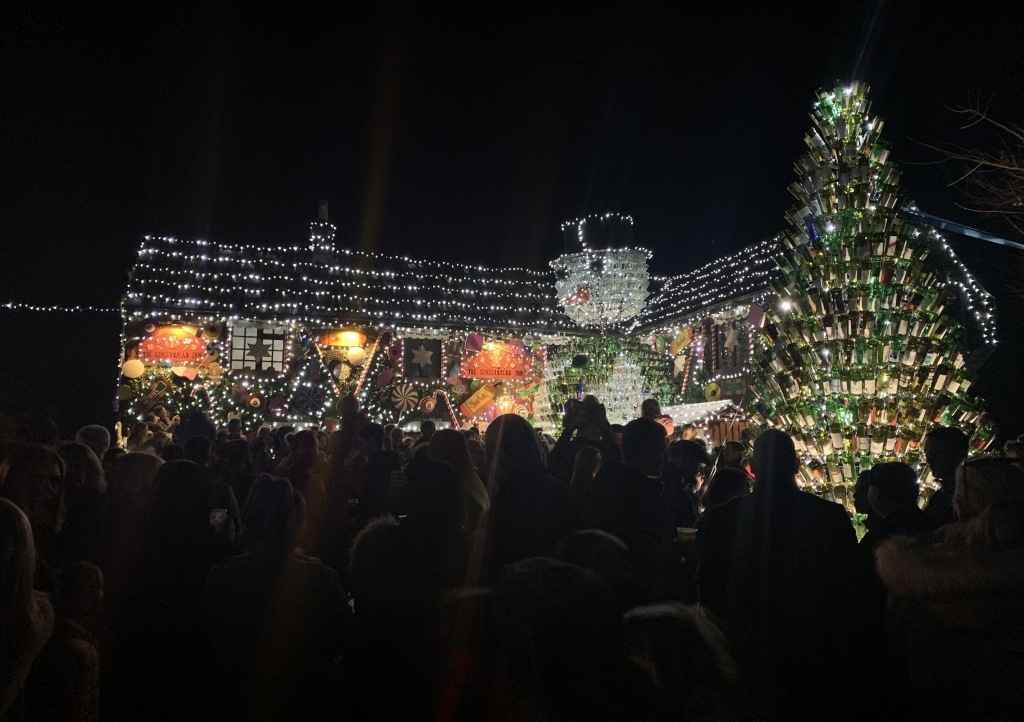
[749,81,993,497]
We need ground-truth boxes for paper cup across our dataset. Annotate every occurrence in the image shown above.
[677,527,697,543]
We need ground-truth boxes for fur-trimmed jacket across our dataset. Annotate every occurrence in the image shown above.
[875,523,1024,720]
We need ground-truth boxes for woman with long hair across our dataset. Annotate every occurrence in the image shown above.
[0,498,54,718]
[428,428,490,532]
[482,414,582,576]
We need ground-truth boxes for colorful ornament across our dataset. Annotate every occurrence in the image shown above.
[347,347,367,366]
[466,333,484,352]
[387,344,403,362]
[378,367,395,385]
[121,359,145,379]
[268,396,289,416]
[202,322,224,340]
[419,396,437,413]
[391,383,419,413]
[246,393,264,410]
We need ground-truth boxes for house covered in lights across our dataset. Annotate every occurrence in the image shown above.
[118,208,778,435]
[118,84,999,446]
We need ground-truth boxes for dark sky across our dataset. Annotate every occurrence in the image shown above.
[2,0,1024,431]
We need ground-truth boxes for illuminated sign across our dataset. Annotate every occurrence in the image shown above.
[139,326,207,365]
[461,342,533,380]
[460,383,497,418]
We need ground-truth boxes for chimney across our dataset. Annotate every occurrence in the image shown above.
[310,200,337,256]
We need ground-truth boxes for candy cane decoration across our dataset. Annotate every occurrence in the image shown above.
[432,389,460,427]
[353,329,383,395]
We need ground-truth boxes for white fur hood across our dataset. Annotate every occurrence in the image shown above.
[876,520,1024,626]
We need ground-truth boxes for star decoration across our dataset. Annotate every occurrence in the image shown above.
[247,338,272,362]
[411,343,434,369]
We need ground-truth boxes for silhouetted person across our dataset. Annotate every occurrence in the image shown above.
[485,414,583,575]
[852,462,933,715]
[203,475,351,721]
[697,428,856,716]
[877,456,1024,720]
[660,439,708,530]
[547,397,622,484]
[584,418,682,601]
[921,426,968,528]
[700,466,752,511]
[0,498,54,719]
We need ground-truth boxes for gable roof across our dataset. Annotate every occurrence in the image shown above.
[124,235,573,333]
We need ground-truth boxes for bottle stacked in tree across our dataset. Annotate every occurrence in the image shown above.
[750,81,993,499]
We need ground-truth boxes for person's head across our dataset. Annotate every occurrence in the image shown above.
[1003,439,1024,461]
[74,425,111,461]
[0,443,67,538]
[241,474,305,552]
[290,429,319,456]
[466,437,486,470]
[227,418,243,437]
[403,456,466,535]
[668,440,711,482]
[868,462,920,518]
[623,602,739,720]
[216,439,253,469]
[485,414,546,490]
[952,456,1024,549]
[702,467,752,509]
[492,557,626,720]
[357,422,385,455]
[610,424,625,448]
[55,561,103,624]
[680,424,697,441]
[554,529,638,608]
[749,429,799,491]
[571,446,602,486]
[58,441,106,496]
[148,460,216,539]
[184,435,212,467]
[622,418,667,478]
[923,426,969,486]
[428,428,472,470]
[15,413,60,448]
[161,444,184,462]
[107,451,164,505]
[719,441,745,467]
[640,398,662,419]
[953,456,1024,522]
[420,419,437,440]
[337,393,360,417]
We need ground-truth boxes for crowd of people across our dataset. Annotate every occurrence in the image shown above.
[1,393,1023,720]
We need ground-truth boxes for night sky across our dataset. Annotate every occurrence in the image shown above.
[3,1,1024,433]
